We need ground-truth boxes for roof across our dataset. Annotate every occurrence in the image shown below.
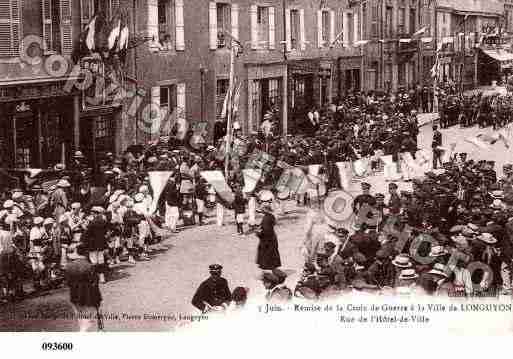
[437,0,503,15]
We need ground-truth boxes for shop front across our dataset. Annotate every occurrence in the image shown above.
[287,59,333,134]
[0,83,81,169]
[246,63,286,135]
[338,56,361,98]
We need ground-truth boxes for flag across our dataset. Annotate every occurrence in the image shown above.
[148,171,173,214]
[107,15,121,51]
[412,26,427,38]
[200,170,234,206]
[85,15,97,51]
[465,136,491,150]
[232,81,242,115]
[430,53,439,78]
[220,87,230,119]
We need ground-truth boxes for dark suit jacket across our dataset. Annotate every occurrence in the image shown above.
[191,276,231,311]
[65,258,102,308]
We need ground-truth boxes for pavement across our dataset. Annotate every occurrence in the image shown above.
[1,113,512,332]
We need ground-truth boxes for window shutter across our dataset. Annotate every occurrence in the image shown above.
[175,0,185,51]
[299,8,306,51]
[42,0,53,51]
[231,3,239,40]
[269,6,275,50]
[317,10,323,47]
[354,11,359,41]
[209,1,217,50]
[0,0,21,57]
[80,0,92,26]
[285,8,291,51]
[147,0,159,41]
[343,12,349,47]
[250,4,258,49]
[60,0,73,55]
[177,83,186,118]
[109,0,120,18]
[329,10,335,45]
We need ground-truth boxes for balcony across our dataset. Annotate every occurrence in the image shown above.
[397,34,418,53]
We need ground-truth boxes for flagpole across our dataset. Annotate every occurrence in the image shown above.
[433,0,438,114]
[224,44,236,179]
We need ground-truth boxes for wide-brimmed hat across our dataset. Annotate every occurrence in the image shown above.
[57,179,71,188]
[33,216,44,225]
[490,190,504,199]
[451,234,469,248]
[477,232,497,244]
[43,218,54,226]
[392,254,412,268]
[428,263,449,278]
[429,246,448,257]
[399,268,418,280]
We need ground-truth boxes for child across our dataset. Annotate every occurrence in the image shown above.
[233,188,247,235]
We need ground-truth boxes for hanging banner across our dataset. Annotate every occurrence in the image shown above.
[242,168,261,193]
[336,162,353,190]
[148,171,174,214]
[200,170,234,205]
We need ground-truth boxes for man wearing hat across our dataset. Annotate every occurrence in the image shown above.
[161,177,180,233]
[50,179,70,223]
[352,182,373,215]
[191,264,232,313]
[65,243,103,332]
[367,248,395,288]
[82,207,109,284]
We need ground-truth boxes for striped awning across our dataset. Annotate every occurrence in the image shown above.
[481,49,513,68]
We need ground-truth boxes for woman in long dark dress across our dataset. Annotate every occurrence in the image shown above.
[256,204,281,270]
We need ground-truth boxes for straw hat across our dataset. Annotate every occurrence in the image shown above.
[427,263,449,278]
[477,233,497,245]
[399,268,418,280]
[392,254,412,268]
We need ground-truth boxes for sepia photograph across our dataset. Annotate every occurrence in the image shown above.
[0,0,513,354]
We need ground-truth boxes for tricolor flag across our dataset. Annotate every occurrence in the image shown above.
[85,15,97,51]
[430,53,440,79]
[231,81,242,116]
[107,14,121,51]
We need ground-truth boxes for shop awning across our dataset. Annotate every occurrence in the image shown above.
[481,49,513,68]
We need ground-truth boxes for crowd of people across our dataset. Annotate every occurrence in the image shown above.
[1,83,512,329]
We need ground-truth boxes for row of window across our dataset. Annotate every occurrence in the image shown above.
[153,0,361,52]
[0,0,119,57]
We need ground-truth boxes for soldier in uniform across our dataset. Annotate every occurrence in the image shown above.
[352,182,373,215]
[191,264,232,313]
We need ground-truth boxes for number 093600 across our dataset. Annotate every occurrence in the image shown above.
[41,342,73,351]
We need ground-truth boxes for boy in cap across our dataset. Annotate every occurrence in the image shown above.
[191,264,232,313]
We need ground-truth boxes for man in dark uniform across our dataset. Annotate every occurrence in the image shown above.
[432,125,443,169]
[352,182,374,215]
[191,264,231,313]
